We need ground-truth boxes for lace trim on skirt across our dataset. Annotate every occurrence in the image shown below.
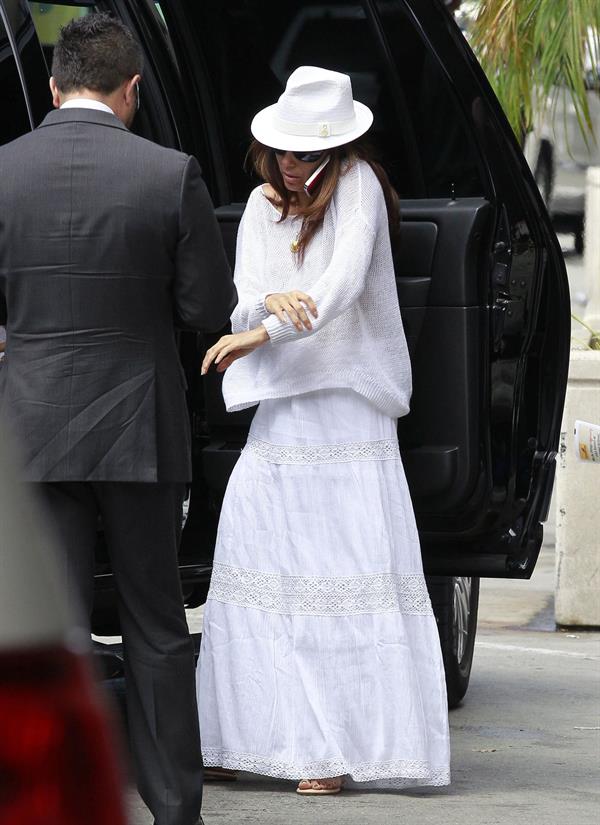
[208,563,433,616]
[245,435,400,465]
[202,748,450,786]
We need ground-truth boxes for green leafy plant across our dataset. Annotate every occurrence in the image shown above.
[571,314,600,350]
[471,0,600,143]
[471,2,600,351]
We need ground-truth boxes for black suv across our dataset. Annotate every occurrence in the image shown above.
[0,0,570,707]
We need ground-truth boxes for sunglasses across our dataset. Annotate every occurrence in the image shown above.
[273,148,325,163]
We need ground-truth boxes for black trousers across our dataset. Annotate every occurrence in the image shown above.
[35,481,203,825]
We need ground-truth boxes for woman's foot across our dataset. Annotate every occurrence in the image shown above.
[296,777,344,795]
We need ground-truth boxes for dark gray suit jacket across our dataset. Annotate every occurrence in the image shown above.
[0,108,236,482]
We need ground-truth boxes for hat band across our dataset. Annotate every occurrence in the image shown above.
[272,113,357,139]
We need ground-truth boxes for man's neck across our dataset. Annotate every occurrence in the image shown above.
[61,89,110,105]
[59,89,117,114]
[59,96,115,116]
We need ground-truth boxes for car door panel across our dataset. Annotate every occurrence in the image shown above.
[401,305,481,504]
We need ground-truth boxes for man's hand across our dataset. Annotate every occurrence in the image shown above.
[201,326,269,375]
[265,291,318,331]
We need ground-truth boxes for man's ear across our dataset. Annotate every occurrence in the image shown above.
[49,77,61,109]
[124,74,142,108]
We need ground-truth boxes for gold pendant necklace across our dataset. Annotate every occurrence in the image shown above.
[290,216,303,254]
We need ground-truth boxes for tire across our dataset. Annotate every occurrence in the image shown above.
[426,575,480,709]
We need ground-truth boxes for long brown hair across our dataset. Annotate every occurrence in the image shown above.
[247,140,400,262]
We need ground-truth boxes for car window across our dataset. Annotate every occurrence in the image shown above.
[24,1,182,151]
[146,1,179,66]
[375,0,486,198]
[0,11,31,144]
[28,2,96,71]
[190,1,418,202]
[185,0,485,201]
[1,0,54,126]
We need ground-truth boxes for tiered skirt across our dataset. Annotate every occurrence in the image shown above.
[197,388,450,788]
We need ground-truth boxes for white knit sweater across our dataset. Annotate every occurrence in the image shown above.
[222,159,412,419]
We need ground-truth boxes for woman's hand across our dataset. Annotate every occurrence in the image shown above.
[201,326,269,375]
[265,291,318,332]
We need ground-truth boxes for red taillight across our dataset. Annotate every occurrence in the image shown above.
[0,645,127,825]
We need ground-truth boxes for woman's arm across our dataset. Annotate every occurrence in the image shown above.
[229,192,272,333]
[201,325,269,375]
[261,164,382,344]
[230,189,317,333]
[262,216,375,344]
[201,189,320,375]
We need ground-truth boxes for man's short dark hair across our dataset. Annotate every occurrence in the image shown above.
[52,12,143,94]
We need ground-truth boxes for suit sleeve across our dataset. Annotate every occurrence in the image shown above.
[174,155,237,331]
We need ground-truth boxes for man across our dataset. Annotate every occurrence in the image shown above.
[0,13,236,825]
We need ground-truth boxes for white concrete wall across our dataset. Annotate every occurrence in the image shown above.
[555,351,600,626]
[583,167,600,333]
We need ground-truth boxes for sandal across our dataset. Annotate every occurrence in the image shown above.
[296,777,344,795]
[204,766,238,781]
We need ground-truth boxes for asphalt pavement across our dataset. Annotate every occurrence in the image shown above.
[127,539,600,825]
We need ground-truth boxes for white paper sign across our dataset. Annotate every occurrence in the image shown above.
[574,420,600,463]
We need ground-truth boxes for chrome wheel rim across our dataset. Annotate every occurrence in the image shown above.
[453,576,472,664]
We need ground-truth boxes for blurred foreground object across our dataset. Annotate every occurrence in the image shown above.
[0,426,127,825]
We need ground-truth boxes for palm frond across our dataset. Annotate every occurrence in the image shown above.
[471,0,600,143]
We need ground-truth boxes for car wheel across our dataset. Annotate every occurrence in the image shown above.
[427,575,480,709]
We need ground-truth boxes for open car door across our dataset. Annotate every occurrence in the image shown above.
[157,0,569,580]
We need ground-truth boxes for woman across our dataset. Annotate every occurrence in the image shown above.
[197,66,450,794]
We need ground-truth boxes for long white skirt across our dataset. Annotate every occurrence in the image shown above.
[196,388,450,788]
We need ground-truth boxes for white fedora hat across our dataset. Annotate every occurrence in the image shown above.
[251,66,374,152]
